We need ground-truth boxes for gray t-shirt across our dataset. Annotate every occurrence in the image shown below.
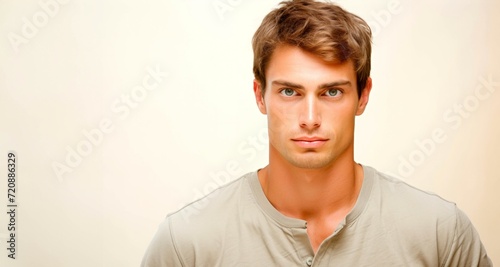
[141,165,492,266]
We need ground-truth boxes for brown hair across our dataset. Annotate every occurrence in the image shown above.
[252,0,372,97]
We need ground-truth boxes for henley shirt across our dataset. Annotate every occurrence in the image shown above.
[141,165,492,266]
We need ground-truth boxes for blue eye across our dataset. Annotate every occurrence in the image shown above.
[326,89,341,97]
[281,88,295,96]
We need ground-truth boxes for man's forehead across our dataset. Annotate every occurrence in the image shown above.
[265,47,356,86]
[266,45,355,73]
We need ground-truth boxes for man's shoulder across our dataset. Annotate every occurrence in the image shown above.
[367,166,457,215]
[168,171,256,226]
[142,171,260,266]
[362,166,460,243]
[357,166,492,266]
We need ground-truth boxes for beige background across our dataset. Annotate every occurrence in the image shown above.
[0,0,498,266]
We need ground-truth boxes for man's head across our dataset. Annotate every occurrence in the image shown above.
[252,0,372,97]
[252,0,373,170]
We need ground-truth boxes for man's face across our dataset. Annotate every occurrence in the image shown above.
[253,45,371,169]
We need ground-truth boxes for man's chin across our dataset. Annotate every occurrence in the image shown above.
[286,154,335,169]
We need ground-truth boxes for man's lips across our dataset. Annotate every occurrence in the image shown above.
[292,137,329,142]
[291,137,329,148]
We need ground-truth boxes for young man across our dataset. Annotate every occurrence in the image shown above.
[142,0,492,266]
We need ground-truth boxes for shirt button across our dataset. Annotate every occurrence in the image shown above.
[306,257,313,266]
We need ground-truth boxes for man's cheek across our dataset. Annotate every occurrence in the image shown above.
[270,112,289,126]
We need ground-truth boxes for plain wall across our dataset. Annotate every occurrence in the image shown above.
[0,0,498,266]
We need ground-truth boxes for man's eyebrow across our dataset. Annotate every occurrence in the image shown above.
[272,80,352,89]
[272,80,304,89]
[318,80,352,89]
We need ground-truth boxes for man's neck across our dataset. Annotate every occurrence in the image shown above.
[257,148,364,222]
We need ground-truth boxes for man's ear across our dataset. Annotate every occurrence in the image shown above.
[253,79,267,114]
[356,77,372,116]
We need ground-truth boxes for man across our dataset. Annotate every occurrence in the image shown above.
[142,0,492,266]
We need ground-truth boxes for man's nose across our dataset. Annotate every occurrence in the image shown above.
[299,95,321,130]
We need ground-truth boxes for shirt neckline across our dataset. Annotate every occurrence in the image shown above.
[247,164,375,229]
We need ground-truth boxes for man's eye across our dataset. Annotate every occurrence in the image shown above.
[280,88,295,96]
[326,89,341,97]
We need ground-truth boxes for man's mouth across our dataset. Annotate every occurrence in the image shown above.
[291,137,329,148]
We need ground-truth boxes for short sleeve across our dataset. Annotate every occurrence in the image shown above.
[442,207,492,267]
[141,217,184,267]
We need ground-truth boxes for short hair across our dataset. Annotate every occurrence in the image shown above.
[252,0,372,97]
